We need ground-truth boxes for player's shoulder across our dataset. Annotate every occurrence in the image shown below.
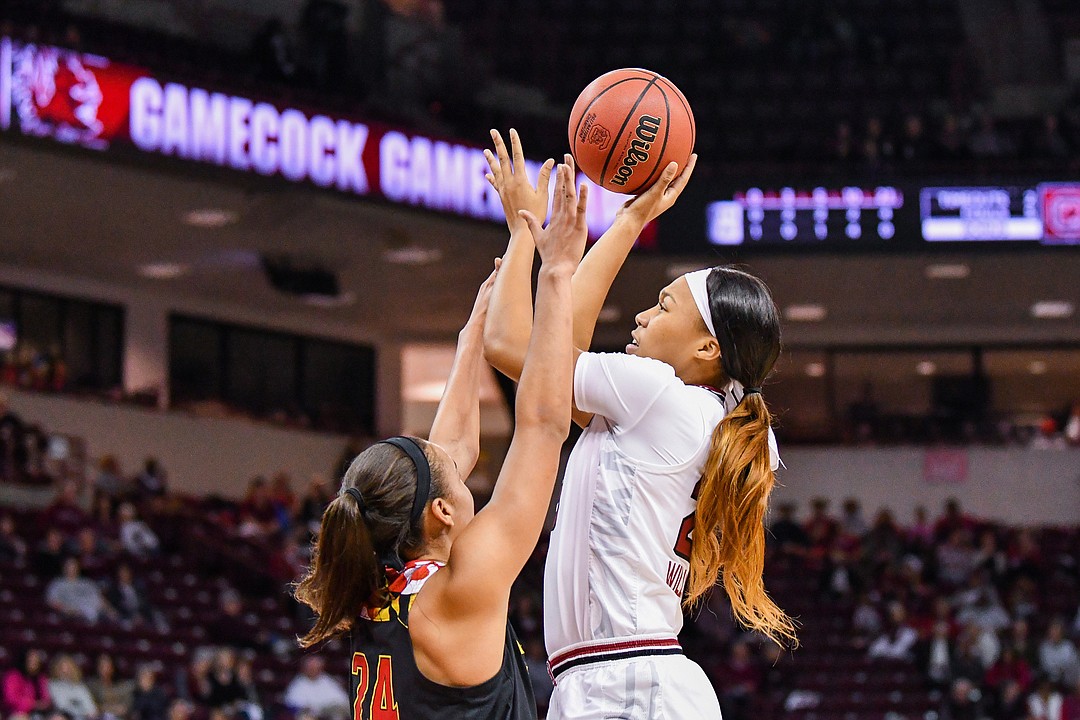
[581,351,679,382]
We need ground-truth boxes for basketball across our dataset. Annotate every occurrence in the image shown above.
[568,68,696,195]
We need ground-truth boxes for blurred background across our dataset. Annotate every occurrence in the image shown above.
[0,0,1077,719]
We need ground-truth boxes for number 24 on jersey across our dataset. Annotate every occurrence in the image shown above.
[352,652,398,720]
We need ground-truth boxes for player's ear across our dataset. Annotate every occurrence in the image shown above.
[695,335,721,363]
[428,497,455,530]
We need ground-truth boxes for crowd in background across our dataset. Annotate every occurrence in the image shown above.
[1,437,1079,720]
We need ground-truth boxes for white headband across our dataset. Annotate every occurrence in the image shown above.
[683,268,716,338]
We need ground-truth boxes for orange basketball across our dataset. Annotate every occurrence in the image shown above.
[568,68,695,195]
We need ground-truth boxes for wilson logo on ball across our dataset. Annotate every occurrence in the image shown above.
[609,114,661,187]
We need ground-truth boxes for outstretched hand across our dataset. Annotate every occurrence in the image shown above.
[617,153,698,226]
[484,129,555,231]
[465,258,501,329]
[519,162,588,272]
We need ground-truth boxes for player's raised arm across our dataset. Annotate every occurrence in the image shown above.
[441,161,586,608]
[482,129,553,382]
[428,260,500,479]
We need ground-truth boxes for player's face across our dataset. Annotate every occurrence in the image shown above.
[628,277,712,375]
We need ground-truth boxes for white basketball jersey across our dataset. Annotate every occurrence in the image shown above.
[544,352,746,657]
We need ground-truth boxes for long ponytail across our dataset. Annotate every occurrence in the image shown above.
[294,440,440,648]
[682,267,797,648]
[295,496,383,647]
[685,393,796,646]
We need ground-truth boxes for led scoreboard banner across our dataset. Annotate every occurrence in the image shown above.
[921,184,1080,243]
[707,186,904,245]
[0,36,641,244]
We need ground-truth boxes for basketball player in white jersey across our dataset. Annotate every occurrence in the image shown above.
[482,130,797,719]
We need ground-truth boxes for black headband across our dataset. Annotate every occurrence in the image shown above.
[379,436,432,527]
[743,387,762,395]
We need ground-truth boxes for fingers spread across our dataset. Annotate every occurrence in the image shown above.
[490,129,511,175]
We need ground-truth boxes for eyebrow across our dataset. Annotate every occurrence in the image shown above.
[660,290,676,304]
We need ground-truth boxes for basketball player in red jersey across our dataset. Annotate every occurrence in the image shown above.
[484,130,796,719]
[295,162,589,719]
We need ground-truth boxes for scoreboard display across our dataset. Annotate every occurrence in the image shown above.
[707,186,904,245]
[921,184,1080,244]
[685,181,1080,252]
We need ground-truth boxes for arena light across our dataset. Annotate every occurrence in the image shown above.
[183,209,238,228]
[1030,301,1074,319]
[303,291,356,308]
[783,304,827,322]
[1028,360,1048,375]
[916,361,937,376]
[138,262,190,280]
[804,362,826,378]
[924,263,970,280]
[382,246,443,265]
[598,305,622,323]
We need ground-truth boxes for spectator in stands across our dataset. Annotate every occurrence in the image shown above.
[852,592,884,649]
[0,511,27,562]
[2,648,52,720]
[251,18,297,83]
[868,601,919,661]
[1006,528,1044,584]
[45,557,115,624]
[956,586,1010,668]
[969,113,1014,158]
[87,654,133,720]
[941,677,983,720]
[131,666,168,720]
[908,505,934,551]
[986,678,1027,720]
[283,656,350,720]
[92,494,120,543]
[207,589,276,653]
[233,657,262,720]
[1009,618,1040,670]
[34,528,67,578]
[70,525,113,575]
[1062,676,1080,720]
[715,641,762,720]
[1033,114,1071,159]
[936,529,979,588]
[94,455,125,499]
[860,116,894,168]
[1039,619,1080,686]
[134,458,167,500]
[0,394,27,482]
[167,699,195,720]
[804,497,837,558]
[105,562,160,629]
[237,477,282,538]
[838,497,869,539]
[898,114,930,163]
[1065,402,1080,446]
[985,646,1033,694]
[41,481,89,535]
[934,114,969,161]
[973,529,1008,584]
[118,502,160,558]
[919,618,958,689]
[207,647,247,717]
[1029,675,1064,720]
[270,472,298,520]
[859,509,904,582]
[175,648,213,707]
[829,121,855,163]
[47,654,97,720]
[767,502,810,556]
[934,498,978,542]
[297,475,332,533]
